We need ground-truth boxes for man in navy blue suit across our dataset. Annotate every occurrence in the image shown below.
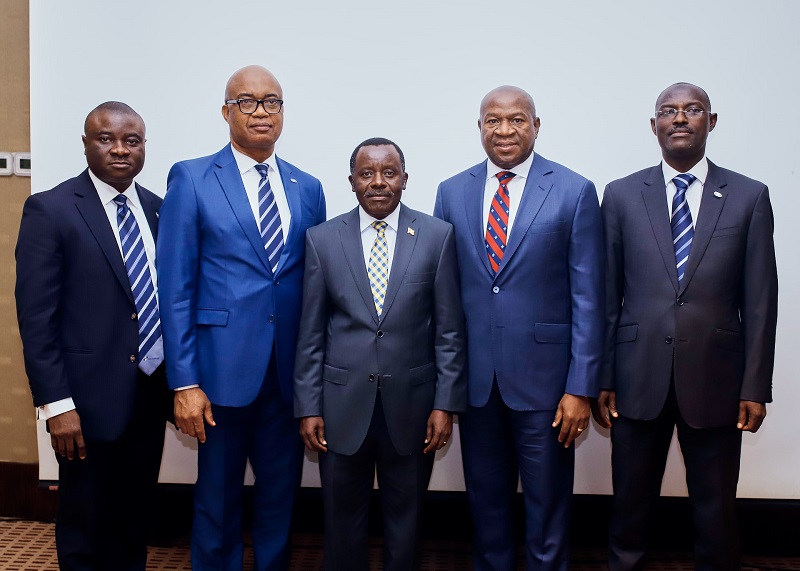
[158,65,326,570]
[434,86,604,571]
[16,102,170,571]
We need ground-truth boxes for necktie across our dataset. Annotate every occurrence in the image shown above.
[368,220,389,317]
[485,171,516,274]
[671,173,697,284]
[254,164,284,273]
[112,195,163,375]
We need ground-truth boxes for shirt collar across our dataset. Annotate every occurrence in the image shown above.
[661,157,708,187]
[230,144,279,177]
[88,168,141,210]
[359,204,401,233]
[486,151,535,182]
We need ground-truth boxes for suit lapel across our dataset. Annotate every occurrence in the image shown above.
[497,154,553,276]
[339,208,380,325]
[641,166,680,293]
[679,161,727,294]
[275,157,300,274]
[380,205,417,321]
[214,145,273,274]
[72,171,135,304]
[463,162,494,277]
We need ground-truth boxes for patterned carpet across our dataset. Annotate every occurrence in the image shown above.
[0,519,798,570]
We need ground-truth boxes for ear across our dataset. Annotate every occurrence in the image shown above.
[708,112,718,132]
[533,116,541,139]
[82,134,88,155]
[348,174,355,191]
[402,172,409,189]
[222,103,230,123]
[650,117,657,137]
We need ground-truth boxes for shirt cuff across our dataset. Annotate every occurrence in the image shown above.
[174,384,199,391]
[36,398,76,420]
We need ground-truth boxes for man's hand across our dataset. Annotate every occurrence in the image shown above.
[552,394,590,448]
[48,409,86,460]
[591,390,618,429]
[300,416,328,452]
[174,387,215,443]
[737,400,766,432]
[424,410,453,454]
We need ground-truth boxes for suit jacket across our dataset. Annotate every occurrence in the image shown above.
[434,154,604,410]
[293,204,466,456]
[601,161,778,428]
[158,144,326,406]
[16,169,167,441]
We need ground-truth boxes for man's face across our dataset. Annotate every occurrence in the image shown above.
[479,89,540,169]
[349,145,407,220]
[222,67,284,161]
[651,84,717,167]
[82,109,146,193]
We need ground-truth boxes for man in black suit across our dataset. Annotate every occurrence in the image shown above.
[16,102,170,571]
[294,138,466,571]
[592,83,778,571]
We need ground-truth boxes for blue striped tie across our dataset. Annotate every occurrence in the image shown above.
[254,164,284,273]
[671,173,697,284]
[113,195,163,375]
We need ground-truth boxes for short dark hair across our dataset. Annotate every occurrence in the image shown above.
[349,137,405,174]
[84,101,143,133]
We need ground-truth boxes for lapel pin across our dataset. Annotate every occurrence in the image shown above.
[407,227,415,236]
[290,178,297,184]
[714,191,722,198]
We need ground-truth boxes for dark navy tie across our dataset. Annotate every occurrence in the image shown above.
[113,195,163,375]
[671,173,697,284]
[254,164,284,273]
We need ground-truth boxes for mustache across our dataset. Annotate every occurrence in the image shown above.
[670,128,693,135]
[364,190,395,198]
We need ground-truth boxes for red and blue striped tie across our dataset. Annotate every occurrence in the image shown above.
[485,171,515,274]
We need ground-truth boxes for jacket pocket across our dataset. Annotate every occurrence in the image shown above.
[714,329,744,352]
[529,221,566,234]
[196,309,229,326]
[615,324,638,343]
[534,323,571,344]
[405,272,434,284]
[323,364,348,385]
[711,226,740,238]
[410,362,436,385]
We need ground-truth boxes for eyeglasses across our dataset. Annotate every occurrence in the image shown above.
[656,107,705,119]
[225,98,284,115]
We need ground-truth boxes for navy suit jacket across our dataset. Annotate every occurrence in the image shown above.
[434,153,604,410]
[293,205,466,456]
[601,161,778,427]
[16,169,166,441]
[158,144,326,406]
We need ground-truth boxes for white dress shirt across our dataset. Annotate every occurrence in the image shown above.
[230,145,292,238]
[662,157,708,224]
[482,151,536,240]
[359,205,400,279]
[38,170,159,420]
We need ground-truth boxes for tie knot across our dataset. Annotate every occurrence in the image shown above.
[112,195,128,208]
[673,173,696,192]
[372,220,388,234]
[497,171,515,184]
[255,164,269,179]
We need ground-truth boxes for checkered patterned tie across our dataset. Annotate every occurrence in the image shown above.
[254,164,284,273]
[368,220,389,317]
[112,195,163,375]
[485,171,515,274]
[671,173,697,284]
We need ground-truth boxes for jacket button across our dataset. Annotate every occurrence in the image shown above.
[268,315,275,323]
[492,286,500,294]
[676,297,684,306]
[129,354,137,362]
[368,374,375,382]
[376,330,384,338]
[131,312,137,320]
[665,336,673,344]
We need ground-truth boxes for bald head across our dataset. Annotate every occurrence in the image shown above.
[478,85,540,170]
[655,82,711,113]
[84,101,143,135]
[480,85,536,119]
[225,65,282,101]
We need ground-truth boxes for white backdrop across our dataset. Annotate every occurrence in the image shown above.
[30,0,800,498]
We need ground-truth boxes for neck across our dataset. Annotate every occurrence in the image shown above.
[232,141,274,164]
[663,154,703,174]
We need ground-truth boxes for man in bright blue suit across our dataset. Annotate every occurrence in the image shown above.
[157,65,326,571]
[434,86,604,571]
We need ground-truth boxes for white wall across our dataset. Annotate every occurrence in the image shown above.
[31,0,800,497]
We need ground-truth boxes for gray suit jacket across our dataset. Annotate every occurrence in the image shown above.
[294,204,467,455]
[602,161,778,428]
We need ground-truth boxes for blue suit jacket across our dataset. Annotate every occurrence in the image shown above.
[16,170,167,441]
[434,153,604,410]
[157,144,326,406]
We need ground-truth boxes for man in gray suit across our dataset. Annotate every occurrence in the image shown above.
[592,83,778,570]
[294,137,466,571]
